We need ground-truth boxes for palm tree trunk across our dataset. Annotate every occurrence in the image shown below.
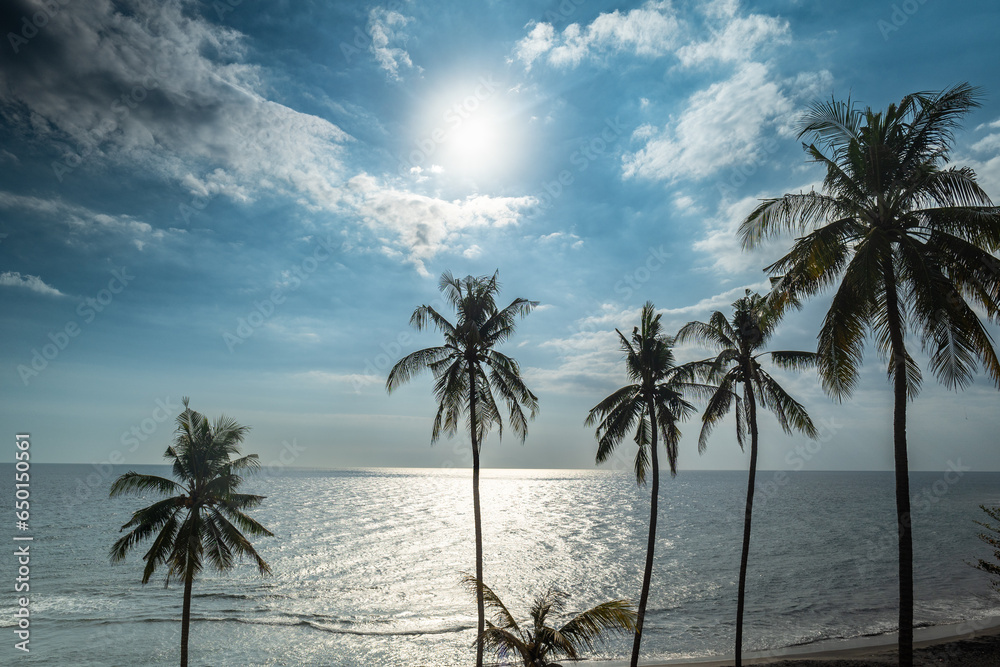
[884,259,913,667]
[180,572,193,667]
[469,362,485,667]
[736,379,759,667]
[630,398,659,667]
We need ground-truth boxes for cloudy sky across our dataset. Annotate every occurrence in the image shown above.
[2,0,999,473]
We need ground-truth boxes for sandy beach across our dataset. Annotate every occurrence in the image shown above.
[598,618,1000,666]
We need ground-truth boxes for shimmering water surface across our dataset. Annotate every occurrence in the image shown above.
[2,464,999,665]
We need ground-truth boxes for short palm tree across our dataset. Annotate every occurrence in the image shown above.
[463,575,637,667]
[972,505,1000,595]
[387,270,538,667]
[677,289,818,667]
[109,398,273,667]
[739,82,1000,665]
[585,301,699,667]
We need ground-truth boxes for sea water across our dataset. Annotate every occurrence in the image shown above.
[2,464,999,665]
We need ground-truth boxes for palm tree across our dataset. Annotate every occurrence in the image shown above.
[585,301,699,667]
[972,505,1000,595]
[463,575,637,667]
[386,270,539,667]
[109,398,273,667]
[739,82,1000,665]
[677,289,818,667]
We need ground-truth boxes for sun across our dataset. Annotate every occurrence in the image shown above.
[407,79,525,184]
[448,117,499,167]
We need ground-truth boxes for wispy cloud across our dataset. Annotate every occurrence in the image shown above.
[368,6,420,80]
[0,191,165,250]
[345,173,536,276]
[0,0,351,211]
[513,2,682,70]
[0,271,65,297]
[511,0,787,71]
[622,63,797,183]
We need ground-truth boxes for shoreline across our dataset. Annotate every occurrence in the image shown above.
[593,617,1000,666]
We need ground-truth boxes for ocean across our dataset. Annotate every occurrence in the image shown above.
[2,464,1000,665]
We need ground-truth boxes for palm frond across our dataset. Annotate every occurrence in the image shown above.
[109,472,183,498]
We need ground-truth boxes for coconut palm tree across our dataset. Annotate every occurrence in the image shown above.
[677,289,818,667]
[109,398,272,667]
[585,301,699,667]
[463,575,637,667]
[739,82,1000,665]
[972,505,1000,595]
[386,270,538,667]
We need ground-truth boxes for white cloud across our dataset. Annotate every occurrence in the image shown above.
[368,7,419,80]
[513,2,682,69]
[962,117,1000,199]
[0,0,351,213]
[622,63,795,182]
[512,1,789,71]
[513,23,555,71]
[691,187,821,276]
[676,13,789,67]
[463,244,483,259]
[346,174,536,275]
[0,271,65,297]
[0,191,165,249]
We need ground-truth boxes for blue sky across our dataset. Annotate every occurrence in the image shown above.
[2,0,999,473]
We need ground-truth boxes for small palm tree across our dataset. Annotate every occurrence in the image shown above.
[585,301,700,667]
[677,289,818,667]
[109,398,273,667]
[739,82,1000,665]
[387,270,538,667]
[972,505,1000,594]
[463,575,637,667]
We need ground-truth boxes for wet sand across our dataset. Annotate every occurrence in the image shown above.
[618,618,1000,666]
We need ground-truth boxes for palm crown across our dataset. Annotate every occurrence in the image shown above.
[463,575,637,667]
[386,270,539,445]
[586,302,698,482]
[110,397,272,585]
[677,290,819,452]
[740,82,1000,398]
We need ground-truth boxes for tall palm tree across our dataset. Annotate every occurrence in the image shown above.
[463,574,637,667]
[109,398,273,667]
[739,82,1000,665]
[677,289,818,667]
[585,301,699,667]
[386,270,539,667]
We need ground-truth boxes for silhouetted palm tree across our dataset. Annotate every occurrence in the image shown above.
[387,271,538,667]
[585,301,699,667]
[972,505,1000,595]
[109,398,272,667]
[739,82,1000,665]
[463,574,637,667]
[678,289,818,667]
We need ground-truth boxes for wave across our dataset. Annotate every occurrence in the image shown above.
[9,612,476,637]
